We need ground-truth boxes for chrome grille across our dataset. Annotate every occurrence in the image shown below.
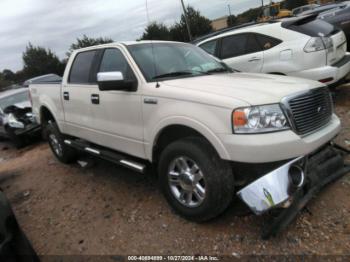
[284,87,333,136]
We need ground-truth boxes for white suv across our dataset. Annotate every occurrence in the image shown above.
[196,15,350,86]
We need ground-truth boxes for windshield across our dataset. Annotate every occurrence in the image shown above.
[127,42,229,81]
[0,91,28,111]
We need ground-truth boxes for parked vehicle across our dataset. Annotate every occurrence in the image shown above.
[298,3,343,16]
[318,1,350,51]
[29,41,349,237]
[259,2,292,22]
[0,88,40,148]
[292,4,320,16]
[195,15,350,87]
[0,189,39,261]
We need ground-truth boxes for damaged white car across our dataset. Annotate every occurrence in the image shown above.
[0,88,40,148]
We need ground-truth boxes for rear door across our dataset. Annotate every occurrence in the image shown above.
[218,33,264,72]
[62,50,99,141]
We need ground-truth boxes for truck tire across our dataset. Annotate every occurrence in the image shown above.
[46,121,77,164]
[158,137,234,222]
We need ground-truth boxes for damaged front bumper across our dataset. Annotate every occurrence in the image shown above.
[237,143,350,239]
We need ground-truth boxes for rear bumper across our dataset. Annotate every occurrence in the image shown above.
[237,144,350,238]
[289,54,350,85]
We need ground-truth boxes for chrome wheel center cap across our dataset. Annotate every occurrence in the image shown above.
[179,172,195,190]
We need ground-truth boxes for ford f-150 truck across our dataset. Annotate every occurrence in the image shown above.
[29,41,349,238]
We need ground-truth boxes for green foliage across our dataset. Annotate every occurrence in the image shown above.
[285,0,308,10]
[236,7,261,24]
[22,43,65,79]
[67,35,113,58]
[170,6,213,42]
[139,6,213,42]
[140,22,172,40]
[227,15,238,27]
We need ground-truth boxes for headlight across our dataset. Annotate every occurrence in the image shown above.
[8,113,25,129]
[232,104,289,134]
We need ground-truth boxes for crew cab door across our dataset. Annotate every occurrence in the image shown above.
[62,47,144,158]
[218,33,263,73]
[89,48,144,158]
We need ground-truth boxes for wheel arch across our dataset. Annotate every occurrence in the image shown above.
[149,120,230,163]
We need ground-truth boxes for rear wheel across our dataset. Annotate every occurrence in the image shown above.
[46,121,77,164]
[158,137,234,222]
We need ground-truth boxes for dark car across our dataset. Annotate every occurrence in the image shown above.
[0,88,40,148]
[298,3,342,16]
[0,188,39,261]
[318,1,350,51]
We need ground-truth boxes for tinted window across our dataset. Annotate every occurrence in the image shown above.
[221,34,261,59]
[99,49,134,79]
[284,18,336,37]
[256,34,282,50]
[199,40,218,55]
[69,51,96,84]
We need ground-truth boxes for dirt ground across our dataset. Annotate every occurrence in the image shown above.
[0,85,349,257]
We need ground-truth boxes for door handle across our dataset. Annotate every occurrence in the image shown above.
[91,94,100,105]
[63,92,69,101]
[248,57,261,62]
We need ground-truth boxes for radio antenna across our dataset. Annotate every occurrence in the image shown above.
[145,0,160,88]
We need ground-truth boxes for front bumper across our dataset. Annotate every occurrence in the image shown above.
[237,143,350,239]
[12,123,41,136]
[219,114,341,163]
[289,54,350,86]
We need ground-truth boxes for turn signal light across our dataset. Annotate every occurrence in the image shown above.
[233,110,247,126]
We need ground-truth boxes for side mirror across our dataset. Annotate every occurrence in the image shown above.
[97,71,137,91]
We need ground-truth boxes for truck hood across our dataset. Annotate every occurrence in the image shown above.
[161,73,322,105]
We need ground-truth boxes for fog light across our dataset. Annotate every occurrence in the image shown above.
[288,165,305,188]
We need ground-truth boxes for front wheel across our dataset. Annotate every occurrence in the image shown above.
[158,137,234,222]
[46,121,77,164]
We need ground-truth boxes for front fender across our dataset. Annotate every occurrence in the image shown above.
[145,116,231,162]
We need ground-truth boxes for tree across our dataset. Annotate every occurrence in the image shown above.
[170,6,213,42]
[227,15,238,27]
[285,0,308,10]
[22,43,65,79]
[67,35,113,58]
[140,22,172,40]
[2,69,15,82]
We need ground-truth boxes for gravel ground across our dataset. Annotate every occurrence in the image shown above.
[0,85,349,257]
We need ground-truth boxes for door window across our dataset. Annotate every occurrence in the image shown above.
[220,34,261,59]
[199,40,218,55]
[99,49,135,80]
[69,50,96,84]
[256,34,282,50]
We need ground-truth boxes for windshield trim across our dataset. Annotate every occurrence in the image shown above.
[126,42,229,83]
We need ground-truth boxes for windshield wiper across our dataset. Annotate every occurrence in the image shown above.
[152,70,210,80]
[152,71,194,80]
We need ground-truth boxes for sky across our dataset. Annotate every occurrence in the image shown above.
[0,0,267,71]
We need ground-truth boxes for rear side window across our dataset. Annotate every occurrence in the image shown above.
[99,49,135,80]
[282,17,336,37]
[69,51,96,84]
[199,40,218,55]
[256,34,282,50]
[220,34,261,59]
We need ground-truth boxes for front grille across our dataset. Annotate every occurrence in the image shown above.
[285,87,333,136]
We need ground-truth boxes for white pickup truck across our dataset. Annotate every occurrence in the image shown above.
[29,41,349,238]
